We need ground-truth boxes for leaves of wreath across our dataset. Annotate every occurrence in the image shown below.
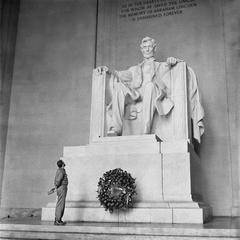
[97,168,137,213]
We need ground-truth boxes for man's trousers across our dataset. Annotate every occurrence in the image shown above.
[55,185,68,221]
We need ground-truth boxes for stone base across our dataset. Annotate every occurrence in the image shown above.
[42,201,211,224]
[42,135,211,224]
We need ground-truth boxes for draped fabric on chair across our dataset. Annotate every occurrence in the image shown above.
[90,62,204,144]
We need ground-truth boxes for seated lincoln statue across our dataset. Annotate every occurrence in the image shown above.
[96,36,204,142]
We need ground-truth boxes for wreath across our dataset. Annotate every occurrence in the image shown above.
[97,168,137,213]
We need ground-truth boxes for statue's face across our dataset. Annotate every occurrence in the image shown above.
[141,41,155,59]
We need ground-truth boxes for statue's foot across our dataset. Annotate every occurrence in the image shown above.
[107,128,121,136]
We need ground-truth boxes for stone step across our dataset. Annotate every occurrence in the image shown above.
[0,219,239,240]
[64,134,161,156]
[63,135,191,157]
[43,201,210,224]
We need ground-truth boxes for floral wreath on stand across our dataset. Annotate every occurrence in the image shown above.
[97,168,137,213]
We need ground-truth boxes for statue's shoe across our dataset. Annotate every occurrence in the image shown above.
[107,128,120,136]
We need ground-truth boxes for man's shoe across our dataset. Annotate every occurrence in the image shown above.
[54,221,65,225]
[60,220,66,225]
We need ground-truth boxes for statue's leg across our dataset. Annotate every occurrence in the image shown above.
[110,82,129,135]
[142,82,157,134]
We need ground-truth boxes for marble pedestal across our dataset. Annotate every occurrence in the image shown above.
[42,135,211,223]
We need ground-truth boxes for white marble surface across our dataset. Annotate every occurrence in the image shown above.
[64,152,163,202]
[42,137,210,223]
[42,204,209,224]
[162,152,192,201]
[90,61,192,141]
[1,217,240,239]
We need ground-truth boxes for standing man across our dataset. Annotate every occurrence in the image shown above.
[54,159,68,225]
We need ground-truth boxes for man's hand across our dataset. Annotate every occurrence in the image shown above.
[96,66,110,74]
[47,187,56,195]
[167,57,182,67]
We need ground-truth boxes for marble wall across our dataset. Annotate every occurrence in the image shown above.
[0,0,20,206]
[1,0,240,217]
[1,0,97,208]
[222,0,240,216]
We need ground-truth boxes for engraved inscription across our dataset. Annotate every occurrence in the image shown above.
[119,0,198,21]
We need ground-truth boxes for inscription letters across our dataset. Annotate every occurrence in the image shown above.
[119,0,197,21]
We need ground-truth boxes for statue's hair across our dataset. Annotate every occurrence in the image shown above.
[140,36,156,48]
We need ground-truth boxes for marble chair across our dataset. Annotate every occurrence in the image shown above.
[90,61,204,144]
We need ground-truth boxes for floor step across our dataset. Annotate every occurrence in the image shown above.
[0,217,240,240]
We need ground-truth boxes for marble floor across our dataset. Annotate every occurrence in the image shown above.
[1,217,240,239]
[1,216,240,229]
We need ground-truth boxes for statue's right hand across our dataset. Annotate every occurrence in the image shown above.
[96,66,109,74]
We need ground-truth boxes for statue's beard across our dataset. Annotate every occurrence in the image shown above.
[143,52,154,59]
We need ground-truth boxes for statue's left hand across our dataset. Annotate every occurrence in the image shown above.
[96,66,110,75]
[167,57,181,66]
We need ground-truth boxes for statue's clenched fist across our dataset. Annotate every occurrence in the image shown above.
[167,57,182,66]
[96,66,110,74]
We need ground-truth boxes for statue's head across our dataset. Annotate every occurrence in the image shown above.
[140,36,156,59]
